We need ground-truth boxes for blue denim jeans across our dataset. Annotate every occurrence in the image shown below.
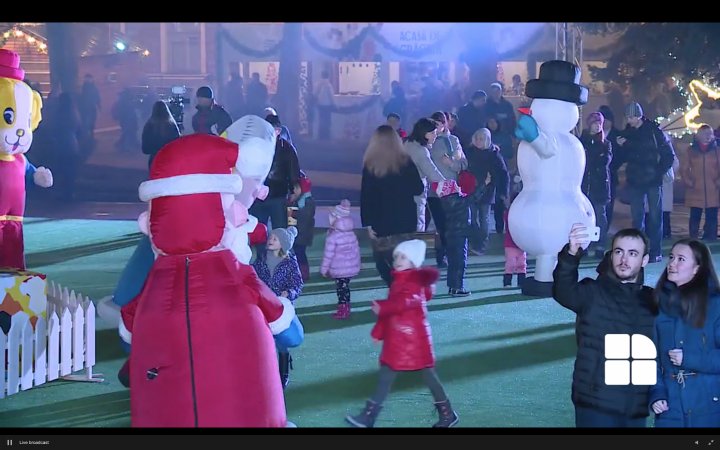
[591,201,609,251]
[627,185,663,257]
[469,202,491,252]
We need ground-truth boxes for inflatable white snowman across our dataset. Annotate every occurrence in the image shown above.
[508,60,595,296]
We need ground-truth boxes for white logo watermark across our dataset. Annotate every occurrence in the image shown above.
[604,334,657,386]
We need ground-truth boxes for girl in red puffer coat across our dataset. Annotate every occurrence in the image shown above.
[345,239,459,428]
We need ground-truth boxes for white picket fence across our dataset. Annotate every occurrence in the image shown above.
[1,281,104,398]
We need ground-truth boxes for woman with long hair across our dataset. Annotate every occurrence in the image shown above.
[650,238,720,427]
[142,100,181,168]
[580,112,612,259]
[598,105,623,230]
[361,125,424,286]
[404,118,446,233]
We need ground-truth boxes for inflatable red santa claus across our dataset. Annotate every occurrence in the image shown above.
[119,133,302,427]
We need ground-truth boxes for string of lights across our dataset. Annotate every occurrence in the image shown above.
[1,24,151,58]
[1,27,48,53]
[659,77,720,138]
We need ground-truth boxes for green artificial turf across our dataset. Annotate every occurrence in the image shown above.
[0,218,695,427]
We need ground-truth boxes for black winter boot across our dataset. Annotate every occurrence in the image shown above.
[503,273,512,287]
[118,358,130,388]
[433,399,459,427]
[279,352,293,389]
[516,273,526,287]
[346,400,383,428]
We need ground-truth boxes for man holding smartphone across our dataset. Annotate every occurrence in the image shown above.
[612,102,675,263]
[552,224,659,427]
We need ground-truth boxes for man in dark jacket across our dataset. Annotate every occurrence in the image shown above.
[613,102,675,263]
[486,83,517,137]
[79,73,101,139]
[247,72,269,116]
[456,90,488,148]
[553,225,657,428]
[191,86,233,136]
[250,115,301,232]
[290,172,315,282]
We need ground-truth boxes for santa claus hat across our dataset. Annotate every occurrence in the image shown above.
[0,50,25,81]
[394,239,426,268]
[431,179,464,198]
[138,134,243,201]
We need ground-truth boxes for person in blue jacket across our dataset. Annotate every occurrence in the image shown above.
[650,238,720,427]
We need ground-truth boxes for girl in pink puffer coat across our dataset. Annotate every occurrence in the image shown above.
[321,199,361,319]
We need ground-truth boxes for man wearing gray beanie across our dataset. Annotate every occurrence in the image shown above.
[624,102,644,120]
[613,101,675,262]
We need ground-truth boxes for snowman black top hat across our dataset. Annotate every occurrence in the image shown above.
[525,60,588,105]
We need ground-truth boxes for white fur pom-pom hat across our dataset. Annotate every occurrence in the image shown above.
[393,239,426,268]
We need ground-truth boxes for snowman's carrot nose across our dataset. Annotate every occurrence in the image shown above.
[518,107,532,116]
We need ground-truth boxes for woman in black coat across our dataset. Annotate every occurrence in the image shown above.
[361,125,424,286]
[142,101,181,168]
[580,112,612,259]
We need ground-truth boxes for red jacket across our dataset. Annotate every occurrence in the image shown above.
[371,267,439,371]
[120,249,289,427]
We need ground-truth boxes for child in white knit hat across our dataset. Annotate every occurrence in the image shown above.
[346,239,458,428]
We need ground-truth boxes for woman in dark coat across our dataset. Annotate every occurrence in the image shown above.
[141,101,181,168]
[361,125,424,286]
[580,112,612,258]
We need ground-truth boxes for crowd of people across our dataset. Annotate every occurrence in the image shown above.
[61,68,720,428]
[360,90,720,428]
